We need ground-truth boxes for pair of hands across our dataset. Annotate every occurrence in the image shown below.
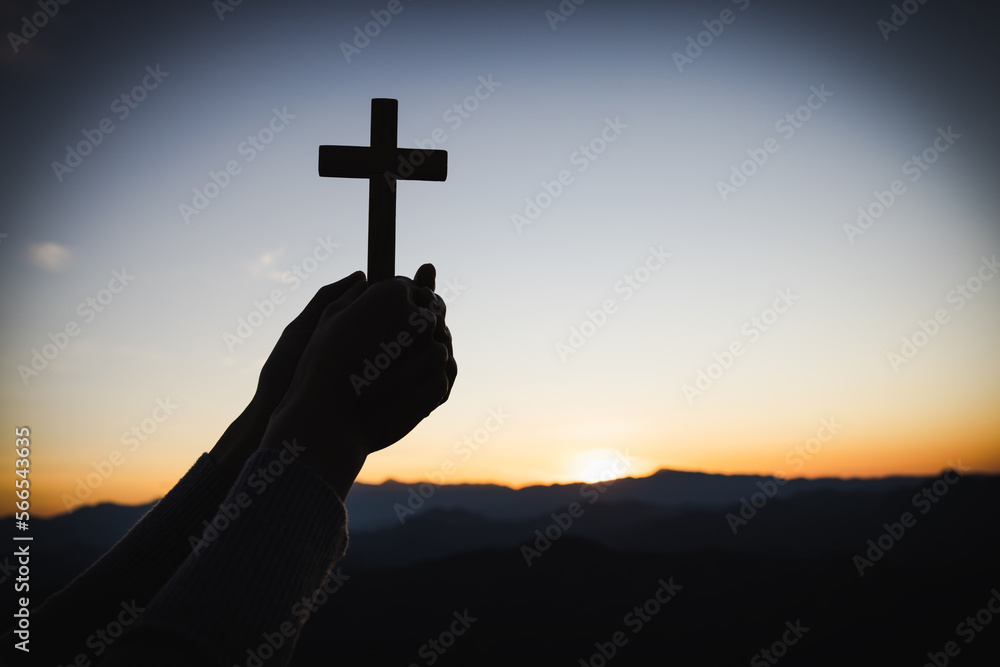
[210,265,457,500]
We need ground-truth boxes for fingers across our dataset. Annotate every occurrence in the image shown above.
[414,263,436,291]
[442,344,458,403]
[425,309,455,402]
[406,268,455,402]
[286,267,456,455]
[363,347,453,451]
[395,333,455,410]
[319,279,368,322]
[255,272,365,402]
[286,271,366,333]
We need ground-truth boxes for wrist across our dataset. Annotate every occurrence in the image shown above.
[209,398,273,483]
[260,407,368,502]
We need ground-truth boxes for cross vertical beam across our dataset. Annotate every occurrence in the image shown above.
[368,99,397,283]
[318,98,448,283]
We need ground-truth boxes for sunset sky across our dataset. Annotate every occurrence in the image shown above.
[2,0,998,517]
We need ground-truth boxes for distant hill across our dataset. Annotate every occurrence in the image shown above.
[342,475,998,569]
[301,475,1000,666]
[4,467,936,562]
[5,469,998,664]
[4,468,989,601]
[344,467,929,530]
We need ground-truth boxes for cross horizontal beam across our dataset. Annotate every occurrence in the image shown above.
[318,146,447,181]
[317,98,447,282]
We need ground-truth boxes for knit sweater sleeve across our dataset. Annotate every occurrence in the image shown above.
[98,446,349,667]
[0,452,233,667]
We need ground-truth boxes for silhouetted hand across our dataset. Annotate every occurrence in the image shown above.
[260,263,457,499]
[209,271,367,481]
[253,271,369,408]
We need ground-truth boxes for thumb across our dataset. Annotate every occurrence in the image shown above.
[413,263,436,291]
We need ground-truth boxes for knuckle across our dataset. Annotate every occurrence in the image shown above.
[373,277,410,302]
[430,341,450,368]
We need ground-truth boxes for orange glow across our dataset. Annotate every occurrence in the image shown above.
[9,405,1000,518]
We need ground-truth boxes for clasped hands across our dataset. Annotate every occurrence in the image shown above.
[209,264,457,500]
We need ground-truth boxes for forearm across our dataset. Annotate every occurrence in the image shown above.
[209,398,275,483]
[99,448,348,666]
[0,400,272,665]
[0,453,233,666]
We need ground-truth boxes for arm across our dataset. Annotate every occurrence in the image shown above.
[0,454,233,667]
[0,272,367,666]
[98,449,348,667]
[99,265,457,666]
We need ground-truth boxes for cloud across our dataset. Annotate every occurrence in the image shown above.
[248,245,287,281]
[29,242,73,271]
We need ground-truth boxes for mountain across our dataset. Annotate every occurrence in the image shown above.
[5,469,992,609]
[6,469,997,665]
[4,467,934,570]
[296,474,1000,666]
[343,467,927,530]
[341,474,997,569]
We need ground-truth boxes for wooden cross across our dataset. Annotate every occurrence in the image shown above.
[318,98,447,282]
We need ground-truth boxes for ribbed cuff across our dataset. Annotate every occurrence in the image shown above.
[102,447,348,666]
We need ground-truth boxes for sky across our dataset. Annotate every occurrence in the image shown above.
[2,0,998,517]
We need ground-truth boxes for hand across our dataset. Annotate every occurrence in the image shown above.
[209,271,367,482]
[252,271,368,409]
[260,263,457,499]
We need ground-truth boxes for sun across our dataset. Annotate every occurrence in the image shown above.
[572,448,635,484]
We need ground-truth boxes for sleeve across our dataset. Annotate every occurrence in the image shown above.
[0,453,234,667]
[98,446,349,667]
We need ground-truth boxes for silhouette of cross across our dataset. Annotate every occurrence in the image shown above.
[319,98,447,282]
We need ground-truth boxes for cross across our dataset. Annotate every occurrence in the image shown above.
[318,98,448,282]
